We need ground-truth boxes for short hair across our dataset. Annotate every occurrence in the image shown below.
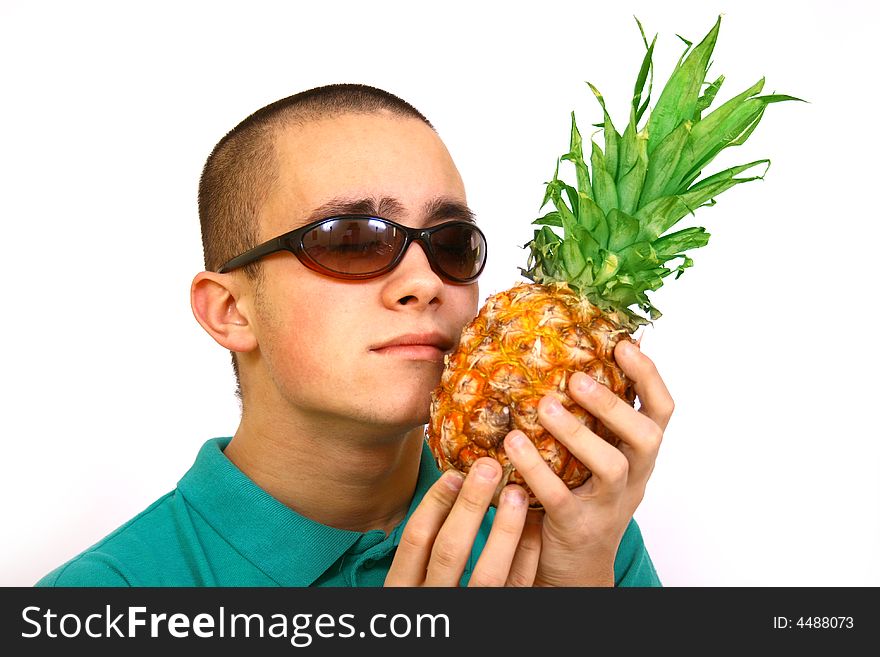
[196,84,434,399]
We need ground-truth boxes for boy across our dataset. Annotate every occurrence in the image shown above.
[38,84,670,587]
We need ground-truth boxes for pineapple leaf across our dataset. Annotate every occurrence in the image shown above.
[606,208,641,251]
[592,250,621,287]
[634,16,650,48]
[602,285,645,318]
[617,119,638,182]
[536,225,562,248]
[522,226,563,282]
[570,225,602,259]
[573,265,595,290]
[688,159,770,192]
[585,84,620,178]
[560,112,594,201]
[695,75,725,119]
[532,210,562,227]
[652,226,711,258]
[718,94,804,148]
[563,184,580,220]
[631,18,656,125]
[578,196,610,248]
[672,255,695,279]
[634,195,694,242]
[538,159,559,209]
[647,16,720,156]
[561,239,588,281]
[542,163,579,233]
[617,241,661,273]
[632,268,669,293]
[639,119,691,208]
[635,160,765,243]
[618,271,666,320]
[664,78,767,193]
[562,225,604,288]
[616,130,649,214]
[590,141,618,213]
[671,91,803,193]
[756,93,805,104]
[725,106,766,149]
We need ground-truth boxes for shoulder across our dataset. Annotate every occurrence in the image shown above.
[35,552,135,587]
[35,491,180,587]
[614,517,662,587]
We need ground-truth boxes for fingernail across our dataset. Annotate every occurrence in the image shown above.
[544,397,563,415]
[443,470,464,491]
[572,372,596,393]
[618,340,637,355]
[475,462,499,482]
[502,488,527,507]
[508,431,528,449]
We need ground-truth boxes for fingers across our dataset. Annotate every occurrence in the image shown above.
[468,485,531,587]
[505,509,542,586]
[503,428,597,523]
[423,458,506,585]
[387,458,536,588]
[567,369,663,464]
[504,344,670,517]
[385,469,465,586]
[504,383,656,517]
[614,340,675,431]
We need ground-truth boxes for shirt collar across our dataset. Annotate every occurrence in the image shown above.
[177,437,441,586]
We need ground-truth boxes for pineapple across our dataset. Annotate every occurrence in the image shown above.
[427,16,800,507]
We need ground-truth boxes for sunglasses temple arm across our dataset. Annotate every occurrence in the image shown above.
[217,237,286,273]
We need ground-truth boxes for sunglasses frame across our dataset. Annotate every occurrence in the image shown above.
[217,214,487,283]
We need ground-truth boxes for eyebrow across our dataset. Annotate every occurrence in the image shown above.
[304,196,475,225]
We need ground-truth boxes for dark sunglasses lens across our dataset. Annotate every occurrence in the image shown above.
[430,224,486,281]
[301,218,405,275]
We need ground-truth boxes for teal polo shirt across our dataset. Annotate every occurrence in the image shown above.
[35,438,660,587]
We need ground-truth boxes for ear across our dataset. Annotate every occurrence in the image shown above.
[190,271,259,354]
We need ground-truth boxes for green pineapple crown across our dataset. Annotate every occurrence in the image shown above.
[522,15,803,330]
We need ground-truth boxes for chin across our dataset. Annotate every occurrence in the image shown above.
[365,400,431,432]
[380,409,431,431]
[355,377,437,428]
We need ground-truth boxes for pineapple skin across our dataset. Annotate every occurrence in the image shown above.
[427,282,637,508]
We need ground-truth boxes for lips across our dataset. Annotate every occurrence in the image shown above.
[370,332,455,361]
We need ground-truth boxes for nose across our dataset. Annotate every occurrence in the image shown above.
[380,240,445,309]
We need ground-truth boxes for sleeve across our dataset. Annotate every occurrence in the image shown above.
[613,518,662,587]
[34,553,134,587]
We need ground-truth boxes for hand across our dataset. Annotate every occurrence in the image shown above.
[503,340,674,587]
[385,458,542,587]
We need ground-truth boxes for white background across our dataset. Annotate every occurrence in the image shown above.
[2,0,878,587]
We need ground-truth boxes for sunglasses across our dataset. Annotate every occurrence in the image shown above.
[217,215,487,283]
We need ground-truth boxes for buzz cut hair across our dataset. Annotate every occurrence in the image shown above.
[198,83,433,276]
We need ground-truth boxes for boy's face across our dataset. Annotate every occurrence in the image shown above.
[245,111,480,433]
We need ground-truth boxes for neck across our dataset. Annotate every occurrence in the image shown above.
[223,409,425,535]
